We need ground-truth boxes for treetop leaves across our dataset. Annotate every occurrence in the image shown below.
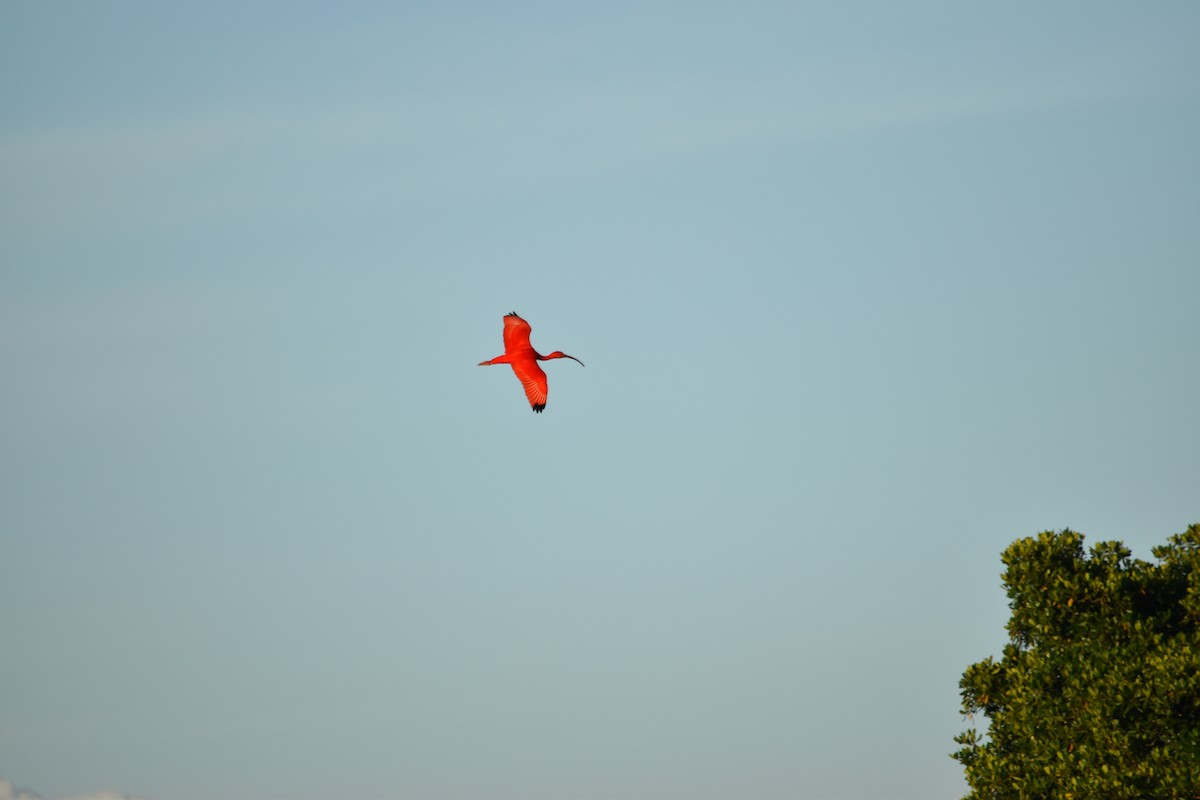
[954,524,1200,799]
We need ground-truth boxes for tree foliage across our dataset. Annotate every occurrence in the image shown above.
[953,524,1200,799]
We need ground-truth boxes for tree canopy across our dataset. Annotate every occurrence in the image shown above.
[954,524,1200,799]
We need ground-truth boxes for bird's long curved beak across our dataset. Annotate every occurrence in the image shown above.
[564,354,585,366]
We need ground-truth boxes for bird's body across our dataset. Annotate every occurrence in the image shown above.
[478,312,584,412]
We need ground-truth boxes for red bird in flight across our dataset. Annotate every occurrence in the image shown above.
[478,312,584,412]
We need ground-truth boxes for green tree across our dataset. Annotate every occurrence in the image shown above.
[953,524,1200,799]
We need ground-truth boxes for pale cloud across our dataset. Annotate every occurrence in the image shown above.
[0,776,44,800]
[0,39,1156,244]
[0,89,1093,254]
[0,777,143,800]
[58,792,145,800]
[2,2,1183,254]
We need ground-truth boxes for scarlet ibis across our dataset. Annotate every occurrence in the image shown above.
[478,312,584,412]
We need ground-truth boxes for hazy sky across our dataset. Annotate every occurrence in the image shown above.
[2,3,1198,798]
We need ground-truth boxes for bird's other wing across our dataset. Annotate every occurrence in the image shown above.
[511,359,549,413]
[502,312,534,355]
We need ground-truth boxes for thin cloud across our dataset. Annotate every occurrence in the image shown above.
[0,61,1148,245]
[0,777,42,800]
[0,778,143,800]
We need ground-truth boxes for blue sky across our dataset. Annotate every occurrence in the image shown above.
[2,3,1198,798]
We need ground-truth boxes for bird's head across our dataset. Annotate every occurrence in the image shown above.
[546,351,585,366]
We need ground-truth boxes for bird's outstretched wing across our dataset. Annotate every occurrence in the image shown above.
[511,359,549,413]
[502,312,534,355]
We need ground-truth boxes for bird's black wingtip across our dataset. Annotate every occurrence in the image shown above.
[532,403,545,413]
[506,311,519,318]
